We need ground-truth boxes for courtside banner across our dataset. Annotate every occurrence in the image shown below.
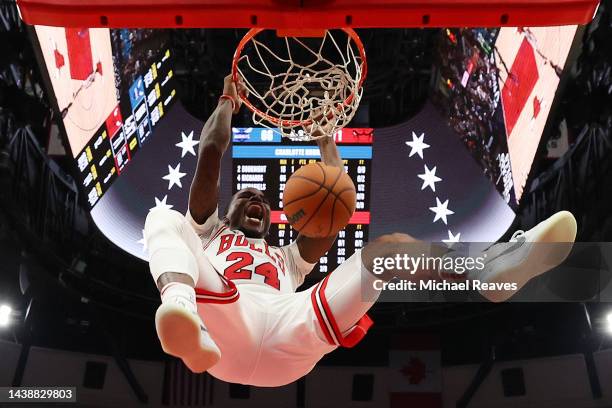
[388,335,442,408]
[358,242,612,302]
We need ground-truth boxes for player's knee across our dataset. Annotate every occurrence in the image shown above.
[144,208,185,237]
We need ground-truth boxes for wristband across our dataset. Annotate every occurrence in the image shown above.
[219,94,236,112]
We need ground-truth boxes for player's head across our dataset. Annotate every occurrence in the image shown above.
[225,188,271,238]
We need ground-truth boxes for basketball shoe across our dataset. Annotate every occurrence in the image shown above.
[442,211,577,302]
[475,211,577,302]
[155,286,221,373]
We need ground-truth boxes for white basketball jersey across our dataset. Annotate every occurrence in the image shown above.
[182,208,372,386]
[186,208,314,294]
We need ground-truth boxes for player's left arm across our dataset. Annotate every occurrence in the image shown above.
[294,134,344,263]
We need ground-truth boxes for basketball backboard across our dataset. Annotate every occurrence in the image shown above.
[17,0,600,29]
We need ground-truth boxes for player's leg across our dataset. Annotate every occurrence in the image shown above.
[360,210,577,307]
[144,208,227,372]
[310,233,436,348]
[312,211,577,346]
[354,211,577,306]
[309,251,377,348]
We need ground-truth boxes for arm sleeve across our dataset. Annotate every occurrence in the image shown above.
[281,241,317,290]
[185,207,222,240]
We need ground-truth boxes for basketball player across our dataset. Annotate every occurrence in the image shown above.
[145,74,577,386]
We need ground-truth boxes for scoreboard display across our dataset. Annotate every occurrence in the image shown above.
[232,127,373,274]
[76,45,176,208]
[33,27,177,208]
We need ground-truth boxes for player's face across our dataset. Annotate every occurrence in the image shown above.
[226,188,271,238]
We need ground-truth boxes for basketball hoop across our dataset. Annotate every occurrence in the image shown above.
[232,28,367,141]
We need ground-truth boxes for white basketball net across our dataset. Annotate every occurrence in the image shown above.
[235,29,365,141]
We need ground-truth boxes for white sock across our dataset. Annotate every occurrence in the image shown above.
[160,282,197,314]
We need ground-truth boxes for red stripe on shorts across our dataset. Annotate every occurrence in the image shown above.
[311,275,374,348]
[195,277,239,304]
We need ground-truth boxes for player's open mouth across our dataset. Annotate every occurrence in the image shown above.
[245,202,265,225]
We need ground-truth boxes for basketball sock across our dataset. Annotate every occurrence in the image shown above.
[160,282,198,312]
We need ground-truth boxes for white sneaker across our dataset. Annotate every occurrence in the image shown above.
[472,211,577,302]
[155,296,221,373]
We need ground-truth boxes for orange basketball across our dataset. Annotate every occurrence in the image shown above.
[283,162,356,238]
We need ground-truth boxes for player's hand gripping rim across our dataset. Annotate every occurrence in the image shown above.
[222,74,248,114]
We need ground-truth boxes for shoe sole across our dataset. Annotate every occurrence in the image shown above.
[484,211,577,302]
[155,304,220,373]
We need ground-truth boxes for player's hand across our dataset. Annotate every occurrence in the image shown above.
[304,107,337,140]
[373,233,417,244]
[223,74,247,114]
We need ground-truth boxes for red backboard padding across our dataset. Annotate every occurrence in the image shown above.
[17,0,599,28]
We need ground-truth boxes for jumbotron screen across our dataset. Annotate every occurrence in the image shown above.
[433,25,578,204]
[33,26,177,208]
[496,26,578,199]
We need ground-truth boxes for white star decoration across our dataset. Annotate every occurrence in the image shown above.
[405,132,430,159]
[429,197,454,225]
[176,131,199,158]
[151,195,173,211]
[443,230,461,244]
[162,163,186,190]
[418,164,442,192]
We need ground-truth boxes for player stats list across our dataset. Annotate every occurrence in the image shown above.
[75,48,176,209]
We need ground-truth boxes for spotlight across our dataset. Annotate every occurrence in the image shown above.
[0,304,11,327]
[607,312,612,335]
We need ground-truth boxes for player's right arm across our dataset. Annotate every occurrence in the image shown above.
[189,74,242,224]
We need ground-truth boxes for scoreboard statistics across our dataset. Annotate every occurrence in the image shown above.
[76,44,176,208]
[232,127,373,274]
[33,27,177,208]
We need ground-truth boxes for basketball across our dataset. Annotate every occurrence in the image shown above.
[283,162,356,238]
